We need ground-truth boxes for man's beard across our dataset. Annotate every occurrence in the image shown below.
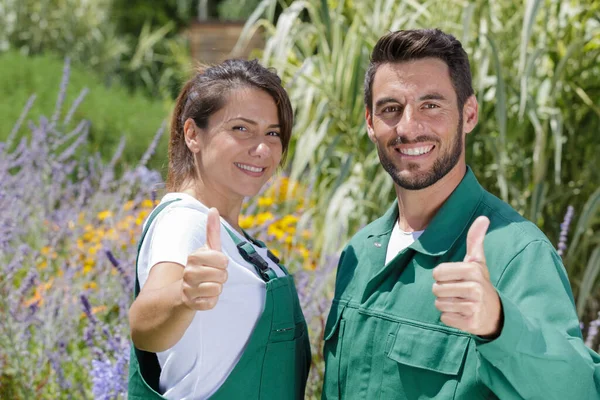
[377,115,463,191]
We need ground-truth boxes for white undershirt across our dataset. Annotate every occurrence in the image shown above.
[384,220,425,264]
[137,193,284,400]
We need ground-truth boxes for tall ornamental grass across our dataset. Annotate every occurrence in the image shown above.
[242,0,600,323]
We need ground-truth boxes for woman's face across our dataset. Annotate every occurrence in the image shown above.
[188,86,283,201]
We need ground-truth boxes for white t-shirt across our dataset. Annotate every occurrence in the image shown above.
[137,193,285,400]
[384,220,425,264]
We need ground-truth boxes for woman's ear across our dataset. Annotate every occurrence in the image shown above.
[183,118,201,153]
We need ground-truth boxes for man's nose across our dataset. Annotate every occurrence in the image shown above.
[395,106,424,137]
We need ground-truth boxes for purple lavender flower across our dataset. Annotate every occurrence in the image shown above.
[557,205,574,257]
[585,312,600,350]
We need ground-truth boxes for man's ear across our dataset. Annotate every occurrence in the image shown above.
[183,118,201,153]
[366,108,377,143]
[462,95,479,135]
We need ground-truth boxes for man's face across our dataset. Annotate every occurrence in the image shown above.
[366,58,477,191]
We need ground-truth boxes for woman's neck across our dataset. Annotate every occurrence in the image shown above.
[179,180,244,234]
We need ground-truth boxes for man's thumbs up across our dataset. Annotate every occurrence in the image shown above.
[464,216,490,264]
[432,215,503,338]
[181,208,229,311]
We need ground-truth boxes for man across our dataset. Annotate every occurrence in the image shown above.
[322,29,600,399]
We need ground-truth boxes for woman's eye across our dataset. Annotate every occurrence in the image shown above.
[233,126,248,132]
[267,131,280,137]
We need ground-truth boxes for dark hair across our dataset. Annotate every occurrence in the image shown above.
[167,59,293,192]
[364,29,474,113]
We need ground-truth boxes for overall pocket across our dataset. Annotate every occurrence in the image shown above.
[259,326,309,400]
[380,323,470,400]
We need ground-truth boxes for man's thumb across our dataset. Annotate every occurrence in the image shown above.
[465,216,490,263]
[206,208,221,251]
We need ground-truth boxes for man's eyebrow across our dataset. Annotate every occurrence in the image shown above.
[227,117,280,129]
[418,93,447,101]
[374,97,399,108]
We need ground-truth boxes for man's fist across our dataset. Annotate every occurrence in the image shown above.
[181,208,229,311]
[432,216,503,337]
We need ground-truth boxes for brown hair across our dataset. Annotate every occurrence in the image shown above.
[364,29,474,113]
[167,59,293,191]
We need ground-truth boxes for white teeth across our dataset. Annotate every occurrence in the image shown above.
[235,163,264,173]
[399,146,434,156]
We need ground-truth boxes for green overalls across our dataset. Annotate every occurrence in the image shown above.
[322,168,600,399]
[128,199,311,399]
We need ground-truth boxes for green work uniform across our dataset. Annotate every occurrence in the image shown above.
[322,167,600,399]
[128,199,311,399]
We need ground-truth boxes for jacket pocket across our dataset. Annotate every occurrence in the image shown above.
[322,302,346,399]
[381,323,470,399]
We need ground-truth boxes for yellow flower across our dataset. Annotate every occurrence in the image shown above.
[89,244,102,256]
[105,228,118,241]
[40,246,57,259]
[303,260,317,271]
[296,245,310,260]
[285,236,293,244]
[37,260,48,270]
[83,258,95,274]
[82,230,95,242]
[256,212,275,225]
[239,215,255,229]
[83,282,98,290]
[97,210,113,221]
[141,199,154,209]
[257,196,274,207]
[80,305,107,319]
[124,200,135,211]
[270,248,281,259]
[267,225,285,240]
[280,215,298,227]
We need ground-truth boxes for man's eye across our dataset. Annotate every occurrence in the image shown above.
[233,126,248,131]
[423,103,439,109]
[382,106,401,113]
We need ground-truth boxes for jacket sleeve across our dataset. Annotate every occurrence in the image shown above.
[474,240,600,399]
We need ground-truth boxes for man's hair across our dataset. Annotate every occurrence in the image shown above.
[364,29,474,113]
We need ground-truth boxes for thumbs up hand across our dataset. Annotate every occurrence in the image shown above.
[432,216,503,338]
[182,208,229,311]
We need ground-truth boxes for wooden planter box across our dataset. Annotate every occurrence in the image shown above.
[187,21,265,65]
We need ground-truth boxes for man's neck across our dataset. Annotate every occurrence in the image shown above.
[395,164,466,232]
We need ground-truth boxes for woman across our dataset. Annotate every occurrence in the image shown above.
[127,59,311,399]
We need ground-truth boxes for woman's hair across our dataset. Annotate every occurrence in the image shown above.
[167,59,293,192]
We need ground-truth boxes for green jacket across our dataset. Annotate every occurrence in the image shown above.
[323,167,600,399]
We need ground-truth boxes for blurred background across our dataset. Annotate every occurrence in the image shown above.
[0,0,598,398]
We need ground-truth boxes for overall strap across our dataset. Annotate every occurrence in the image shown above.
[134,198,182,295]
[223,226,282,282]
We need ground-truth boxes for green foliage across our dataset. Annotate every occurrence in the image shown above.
[244,0,600,319]
[0,51,170,172]
[0,0,194,100]
[217,0,265,20]
[110,0,195,37]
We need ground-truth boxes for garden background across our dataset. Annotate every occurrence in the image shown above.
[0,0,599,398]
